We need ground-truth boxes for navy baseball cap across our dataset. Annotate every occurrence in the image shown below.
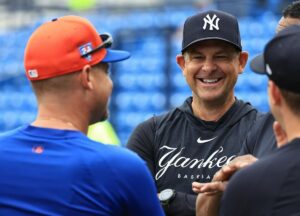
[181,10,242,52]
[250,25,300,93]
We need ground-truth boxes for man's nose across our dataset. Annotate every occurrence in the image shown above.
[202,59,217,73]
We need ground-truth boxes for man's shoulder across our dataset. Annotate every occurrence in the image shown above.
[250,112,275,142]
[153,108,181,124]
[135,106,183,130]
[0,126,27,141]
[99,145,153,179]
[137,97,193,129]
[234,98,258,115]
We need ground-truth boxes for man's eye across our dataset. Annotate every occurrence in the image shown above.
[216,55,227,59]
[193,56,204,59]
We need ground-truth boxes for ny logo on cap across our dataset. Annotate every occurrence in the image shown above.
[203,14,220,31]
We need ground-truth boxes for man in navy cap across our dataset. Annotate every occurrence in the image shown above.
[194,2,300,215]
[127,9,260,215]
[220,24,300,216]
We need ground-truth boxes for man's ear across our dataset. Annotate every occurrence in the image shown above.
[268,80,282,106]
[176,54,185,70]
[176,54,186,76]
[80,65,93,90]
[238,51,248,74]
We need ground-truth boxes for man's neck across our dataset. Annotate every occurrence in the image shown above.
[192,96,235,122]
[32,105,89,134]
[32,116,81,131]
[280,110,300,144]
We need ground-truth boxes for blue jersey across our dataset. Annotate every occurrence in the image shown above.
[0,125,164,216]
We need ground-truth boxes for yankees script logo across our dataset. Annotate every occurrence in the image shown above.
[155,145,236,180]
[203,14,220,30]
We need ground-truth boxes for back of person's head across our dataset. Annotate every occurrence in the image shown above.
[24,15,130,96]
[181,9,242,53]
[30,72,83,100]
[250,25,300,115]
[283,0,300,18]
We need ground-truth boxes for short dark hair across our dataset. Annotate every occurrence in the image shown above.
[280,88,300,116]
[283,1,300,18]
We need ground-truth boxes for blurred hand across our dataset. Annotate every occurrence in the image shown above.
[192,154,257,195]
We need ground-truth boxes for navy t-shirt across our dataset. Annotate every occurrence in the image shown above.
[220,138,300,216]
[127,97,259,215]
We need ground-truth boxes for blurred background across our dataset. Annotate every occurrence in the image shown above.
[0,0,293,145]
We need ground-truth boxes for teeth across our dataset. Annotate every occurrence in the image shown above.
[202,79,218,83]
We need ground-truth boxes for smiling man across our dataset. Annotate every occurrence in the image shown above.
[127,10,260,216]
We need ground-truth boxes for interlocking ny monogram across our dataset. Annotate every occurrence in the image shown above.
[203,14,220,30]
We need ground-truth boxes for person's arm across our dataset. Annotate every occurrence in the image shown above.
[126,118,156,176]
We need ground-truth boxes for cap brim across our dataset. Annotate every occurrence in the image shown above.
[102,49,130,63]
[250,54,265,74]
[182,37,242,52]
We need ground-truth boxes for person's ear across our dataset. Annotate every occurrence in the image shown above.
[268,80,282,106]
[176,54,186,76]
[273,120,288,148]
[80,65,93,90]
[238,51,248,74]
